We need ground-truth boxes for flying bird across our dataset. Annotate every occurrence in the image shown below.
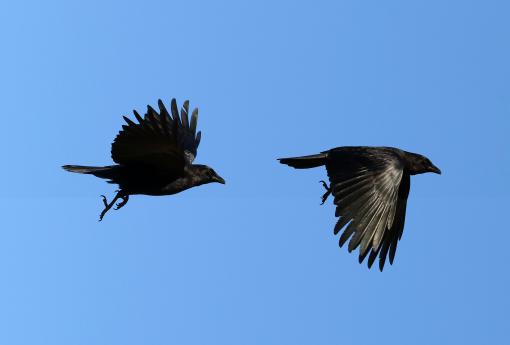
[279,146,440,271]
[63,98,225,221]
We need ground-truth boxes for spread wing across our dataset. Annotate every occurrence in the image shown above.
[325,148,407,271]
[111,99,201,175]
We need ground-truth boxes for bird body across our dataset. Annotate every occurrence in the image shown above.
[63,163,221,196]
[63,99,224,220]
[279,146,440,271]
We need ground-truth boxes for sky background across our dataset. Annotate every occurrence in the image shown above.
[1,1,509,344]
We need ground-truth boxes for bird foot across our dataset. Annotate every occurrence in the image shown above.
[319,180,332,205]
[98,191,127,221]
[114,194,129,210]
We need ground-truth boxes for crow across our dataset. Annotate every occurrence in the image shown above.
[278,146,440,271]
[63,98,225,221]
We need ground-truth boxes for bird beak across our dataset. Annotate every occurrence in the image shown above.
[214,175,226,184]
[429,164,441,174]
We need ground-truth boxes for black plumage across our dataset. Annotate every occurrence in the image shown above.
[63,98,225,221]
[279,146,440,271]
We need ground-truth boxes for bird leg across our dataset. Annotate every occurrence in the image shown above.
[319,180,332,205]
[99,190,127,221]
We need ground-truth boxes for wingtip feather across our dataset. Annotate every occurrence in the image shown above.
[133,110,144,124]
[190,108,198,133]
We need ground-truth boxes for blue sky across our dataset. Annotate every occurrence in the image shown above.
[1,1,509,344]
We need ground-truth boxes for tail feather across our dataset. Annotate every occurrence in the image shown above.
[278,153,327,169]
[62,165,118,179]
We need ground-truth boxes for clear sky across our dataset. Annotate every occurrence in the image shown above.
[1,1,509,344]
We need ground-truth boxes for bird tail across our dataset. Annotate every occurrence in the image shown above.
[278,153,327,169]
[62,165,118,179]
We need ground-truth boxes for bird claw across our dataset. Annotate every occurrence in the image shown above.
[319,180,332,205]
[114,195,129,210]
[100,195,108,207]
[98,191,128,221]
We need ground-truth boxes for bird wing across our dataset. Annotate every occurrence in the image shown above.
[111,99,202,174]
[325,148,406,270]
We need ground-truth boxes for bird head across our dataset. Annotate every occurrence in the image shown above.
[193,165,226,185]
[404,151,441,175]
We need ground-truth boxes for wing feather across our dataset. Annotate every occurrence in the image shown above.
[190,108,198,133]
[171,99,181,125]
[181,100,190,129]
[339,222,357,247]
[334,217,350,235]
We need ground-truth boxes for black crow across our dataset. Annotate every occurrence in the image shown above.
[63,98,225,221]
[278,147,440,271]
